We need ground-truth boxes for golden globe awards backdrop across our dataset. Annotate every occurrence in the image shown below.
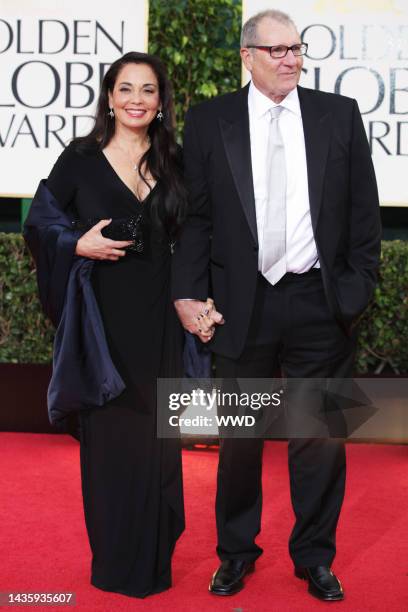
[243,0,408,206]
[0,0,148,197]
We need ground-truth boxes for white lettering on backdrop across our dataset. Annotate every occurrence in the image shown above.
[0,0,148,196]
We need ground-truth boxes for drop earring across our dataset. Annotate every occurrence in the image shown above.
[108,107,114,118]
[157,109,163,122]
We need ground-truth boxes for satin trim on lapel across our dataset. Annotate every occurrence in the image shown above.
[219,86,258,246]
[298,86,332,233]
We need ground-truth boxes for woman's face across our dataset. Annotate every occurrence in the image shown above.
[108,62,161,131]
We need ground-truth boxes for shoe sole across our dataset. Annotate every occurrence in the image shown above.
[209,583,244,596]
[295,569,344,601]
[209,564,255,596]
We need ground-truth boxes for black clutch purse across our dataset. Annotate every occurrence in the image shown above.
[72,215,144,253]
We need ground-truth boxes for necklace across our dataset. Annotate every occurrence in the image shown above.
[133,140,153,182]
[112,136,151,172]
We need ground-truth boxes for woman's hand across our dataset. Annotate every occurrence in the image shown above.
[174,297,224,343]
[75,219,134,261]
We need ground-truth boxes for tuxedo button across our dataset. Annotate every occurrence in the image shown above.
[253,246,258,252]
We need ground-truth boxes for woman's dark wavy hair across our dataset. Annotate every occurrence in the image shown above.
[74,51,187,237]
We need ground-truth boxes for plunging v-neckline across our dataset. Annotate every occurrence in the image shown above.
[100,150,157,204]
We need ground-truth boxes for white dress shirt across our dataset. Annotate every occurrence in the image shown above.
[248,81,320,274]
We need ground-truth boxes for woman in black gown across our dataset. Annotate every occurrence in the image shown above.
[45,52,194,598]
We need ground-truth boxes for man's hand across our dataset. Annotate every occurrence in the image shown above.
[75,219,134,261]
[174,298,224,343]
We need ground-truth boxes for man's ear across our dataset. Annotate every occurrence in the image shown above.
[240,48,253,72]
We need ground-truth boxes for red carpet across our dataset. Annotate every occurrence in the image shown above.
[0,433,407,611]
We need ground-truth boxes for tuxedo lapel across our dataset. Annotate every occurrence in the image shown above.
[218,85,332,244]
[298,86,332,233]
[219,85,258,246]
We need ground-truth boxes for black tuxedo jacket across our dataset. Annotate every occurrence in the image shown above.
[172,84,381,359]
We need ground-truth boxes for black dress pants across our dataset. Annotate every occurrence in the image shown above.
[215,270,357,567]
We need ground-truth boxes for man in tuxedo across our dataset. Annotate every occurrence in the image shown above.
[172,9,381,602]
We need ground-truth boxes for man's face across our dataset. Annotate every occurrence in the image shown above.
[241,18,303,100]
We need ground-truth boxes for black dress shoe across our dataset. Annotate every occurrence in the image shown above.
[295,566,344,601]
[209,560,255,596]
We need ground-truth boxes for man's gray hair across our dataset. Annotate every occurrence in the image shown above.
[241,10,297,47]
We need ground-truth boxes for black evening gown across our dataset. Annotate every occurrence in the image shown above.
[47,142,185,598]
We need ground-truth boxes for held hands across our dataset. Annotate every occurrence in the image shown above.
[75,219,134,261]
[174,298,225,343]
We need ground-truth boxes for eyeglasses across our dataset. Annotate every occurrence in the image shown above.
[246,43,308,59]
